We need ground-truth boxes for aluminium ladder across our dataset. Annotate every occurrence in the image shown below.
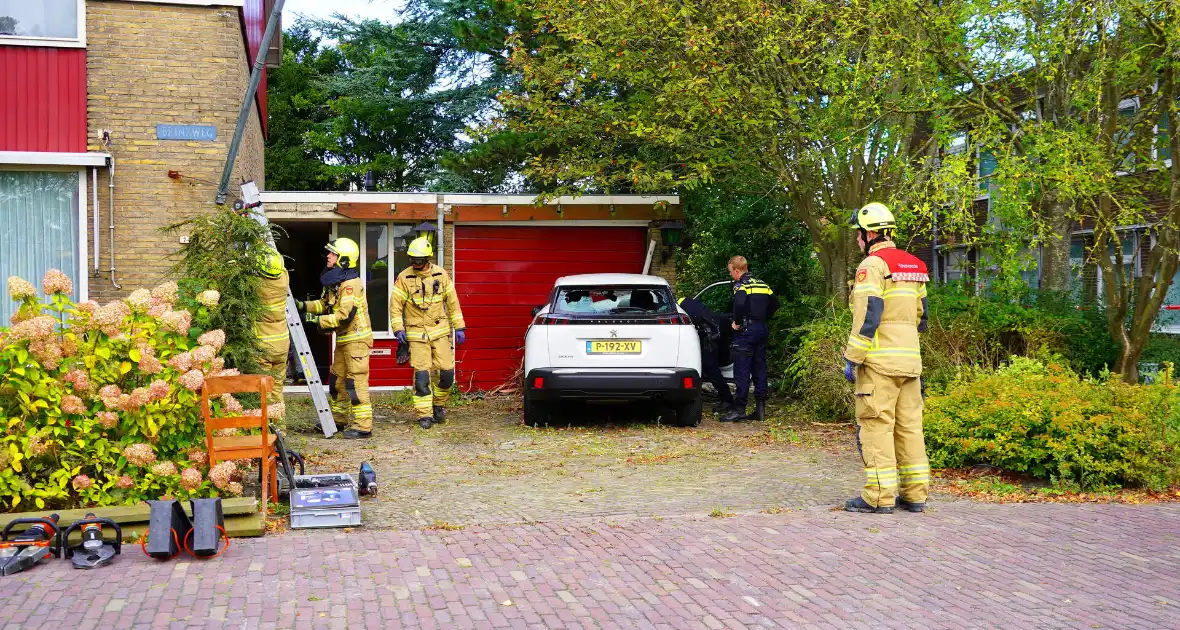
[240,181,337,437]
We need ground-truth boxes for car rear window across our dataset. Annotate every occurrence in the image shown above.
[552,286,676,315]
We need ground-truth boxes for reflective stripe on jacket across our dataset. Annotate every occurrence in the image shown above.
[390,263,465,339]
[844,242,925,377]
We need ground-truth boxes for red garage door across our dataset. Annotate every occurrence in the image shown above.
[454,225,649,390]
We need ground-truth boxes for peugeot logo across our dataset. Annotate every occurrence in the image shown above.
[610,330,618,338]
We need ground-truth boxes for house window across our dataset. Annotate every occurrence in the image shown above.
[0,0,84,46]
[333,221,416,336]
[0,169,83,324]
[978,149,998,192]
[942,247,970,284]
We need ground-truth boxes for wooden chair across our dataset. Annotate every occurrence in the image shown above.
[200,375,278,506]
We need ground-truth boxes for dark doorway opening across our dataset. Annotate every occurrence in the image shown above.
[275,221,333,383]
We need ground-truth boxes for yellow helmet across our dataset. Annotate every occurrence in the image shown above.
[407,236,433,258]
[850,202,896,231]
[326,237,360,269]
[259,248,284,278]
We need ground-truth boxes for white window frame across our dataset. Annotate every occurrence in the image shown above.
[0,164,89,304]
[1094,229,1140,296]
[332,220,414,340]
[0,0,87,48]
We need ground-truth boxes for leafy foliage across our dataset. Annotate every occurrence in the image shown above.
[786,286,1122,420]
[925,358,1180,491]
[265,24,346,191]
[0,272,252,510]
[167,209,274,376]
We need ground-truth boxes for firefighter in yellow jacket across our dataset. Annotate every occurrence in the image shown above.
[296,237,374,439]
[390,237,466,429]
[256,249,290,415]
[843,202,930,514]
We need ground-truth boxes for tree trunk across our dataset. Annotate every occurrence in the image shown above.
[1038,194,1074,293]
[816,230,856,303]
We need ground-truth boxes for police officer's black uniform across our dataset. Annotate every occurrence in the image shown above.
[721,273,778,422]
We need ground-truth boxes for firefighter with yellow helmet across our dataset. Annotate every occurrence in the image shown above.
[296,237,375,439]
[256,248,290,415]
[390,236,466,429]
[843,202,931,514]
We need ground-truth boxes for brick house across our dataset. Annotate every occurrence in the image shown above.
[260,192,683,391]
[0,0,277,321]
[915,110,1179,333]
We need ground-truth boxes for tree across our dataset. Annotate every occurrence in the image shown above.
[266,23,346,191]
[495,0,972,300]
[304,17,494,191]
[933,0,1180,382]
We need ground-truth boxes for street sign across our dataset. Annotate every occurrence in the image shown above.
[156,124,218,141]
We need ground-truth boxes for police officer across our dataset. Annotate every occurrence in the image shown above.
[389,237,466,429]
[296,237,374,439]
[843,202,930,514]
[256,248,290,415]
[720,256,778,423]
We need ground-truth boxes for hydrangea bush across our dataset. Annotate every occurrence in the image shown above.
[0,270,264,510]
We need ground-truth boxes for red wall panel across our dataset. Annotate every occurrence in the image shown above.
[241,0,268,132]
[0,47,87,153]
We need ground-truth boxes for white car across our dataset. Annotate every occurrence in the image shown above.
[523,274,704,427]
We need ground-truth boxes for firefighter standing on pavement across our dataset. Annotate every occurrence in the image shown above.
[720,256,779,423]
[256,248,290,416]
[296,237,374,440]
[842,202,931,514]
[390,237,466,430]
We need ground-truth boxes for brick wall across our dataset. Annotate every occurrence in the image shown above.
[86,2,265,302]
[646,224,678,287]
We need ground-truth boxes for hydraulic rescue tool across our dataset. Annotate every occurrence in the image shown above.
[358,462,377,496]
[0,515,61,576]
[63,514,122,570]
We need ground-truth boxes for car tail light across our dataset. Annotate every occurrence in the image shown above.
[533,377,544,388]
[683,377,694,389]
[531,314,569,325]
[656,314,692,325]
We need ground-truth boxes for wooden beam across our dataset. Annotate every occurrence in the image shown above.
[337,202,436,220]
[0,497,259,533]
[448,203,683,222]
[335,202,683,222]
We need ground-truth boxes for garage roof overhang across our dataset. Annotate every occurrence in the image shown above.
[258,192,682,222]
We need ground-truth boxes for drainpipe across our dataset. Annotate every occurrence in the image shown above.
[92,167,100,278]
[107,155,121,290]
[932,206,940,282]
[436,197,446,269]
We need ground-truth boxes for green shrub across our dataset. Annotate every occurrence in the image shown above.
[925,358,1180,491]
[0,271,259,510]
[785,303,853,420]
[167,209,277,375]
[787,285,1122,419]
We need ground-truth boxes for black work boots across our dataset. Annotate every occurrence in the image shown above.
[340,429,371,439]
[718,399,766,423]
[418,417,433,429]
[895,497,926,513]
[843,497,894,514]
[432,406,447,425]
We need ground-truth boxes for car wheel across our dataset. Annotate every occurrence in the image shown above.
[675,394,703,428]
[522,381,548,428]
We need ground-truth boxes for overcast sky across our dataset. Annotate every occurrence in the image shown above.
[282,0,401,22]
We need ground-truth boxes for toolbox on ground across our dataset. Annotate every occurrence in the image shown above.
[289,473,362,529]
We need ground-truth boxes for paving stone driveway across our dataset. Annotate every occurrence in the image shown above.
[285,396,866,529]
[2,502,1177,629]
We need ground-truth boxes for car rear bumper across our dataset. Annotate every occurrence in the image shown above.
[525,368,701,403]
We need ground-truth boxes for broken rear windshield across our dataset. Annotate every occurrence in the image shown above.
[552,286,677,315]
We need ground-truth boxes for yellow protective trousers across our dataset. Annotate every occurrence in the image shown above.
[409,335,455,418]
[330,340,373,432]
[854,365,930,508]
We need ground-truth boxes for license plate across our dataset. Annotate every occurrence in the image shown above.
[587,340,642,354]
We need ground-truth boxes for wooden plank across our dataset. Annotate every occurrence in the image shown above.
[0,497,258,532]
[337,202,437,220]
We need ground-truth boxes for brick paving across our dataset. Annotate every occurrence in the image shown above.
[2,502,1177,629]
[286,396,865,529]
